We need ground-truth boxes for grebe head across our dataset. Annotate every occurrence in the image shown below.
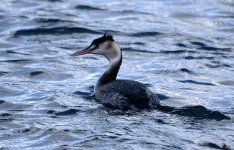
[72,34,121,62]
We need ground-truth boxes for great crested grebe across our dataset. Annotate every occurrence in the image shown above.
[72,34,160,110]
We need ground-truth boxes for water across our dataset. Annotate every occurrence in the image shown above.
[0,0,233,149]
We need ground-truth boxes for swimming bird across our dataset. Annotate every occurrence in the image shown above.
[72,34,159,110]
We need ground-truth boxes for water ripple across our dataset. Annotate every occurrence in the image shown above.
[13,27,100,37]
[130,31,163,37]
[75,5,105,11]
[47,108,80,116]
[190,41,231,51]
[178,80,216,86]
[29,71,44,77]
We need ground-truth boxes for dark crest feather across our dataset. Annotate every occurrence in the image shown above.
[91,34,114,45]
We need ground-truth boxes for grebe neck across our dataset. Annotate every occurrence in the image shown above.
[95,44,122,91]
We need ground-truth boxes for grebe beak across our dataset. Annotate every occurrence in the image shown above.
[71,45,95,56]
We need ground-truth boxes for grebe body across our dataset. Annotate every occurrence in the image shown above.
[72,34,159,110]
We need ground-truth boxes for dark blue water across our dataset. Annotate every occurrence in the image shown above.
[0,0,233,149]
